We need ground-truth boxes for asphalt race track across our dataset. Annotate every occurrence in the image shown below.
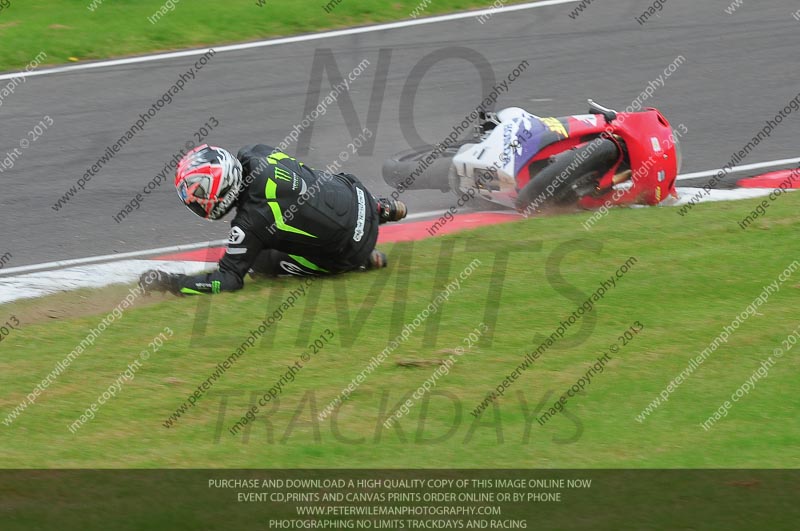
[1,0,798,267]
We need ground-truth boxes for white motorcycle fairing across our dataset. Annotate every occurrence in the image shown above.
[450,107,571,209]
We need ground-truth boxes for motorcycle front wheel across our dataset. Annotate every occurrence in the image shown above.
[514,138,619,213]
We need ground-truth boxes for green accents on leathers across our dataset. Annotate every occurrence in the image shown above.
[180,287,204,295]
[265,177,317,238]
[289,255,329,273]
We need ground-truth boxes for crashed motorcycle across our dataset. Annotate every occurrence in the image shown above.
[382,100,683,213]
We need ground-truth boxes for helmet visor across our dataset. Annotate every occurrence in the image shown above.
[177,181,212,218]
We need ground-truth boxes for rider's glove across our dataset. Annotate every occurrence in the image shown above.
[139,270,180,295]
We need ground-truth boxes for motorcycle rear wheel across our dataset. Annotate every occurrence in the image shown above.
[381,145,459,193]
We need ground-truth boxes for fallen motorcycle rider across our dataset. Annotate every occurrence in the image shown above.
[139,144,407,295]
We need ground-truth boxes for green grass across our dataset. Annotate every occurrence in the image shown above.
[0,0,529,72]
[2,194,799,469]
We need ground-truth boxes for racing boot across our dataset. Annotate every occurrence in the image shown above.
[377,198,407,223]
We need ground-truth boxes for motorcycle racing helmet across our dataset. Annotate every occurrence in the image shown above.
[175,144,243,220]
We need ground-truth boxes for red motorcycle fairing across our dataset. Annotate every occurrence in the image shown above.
[579,108,678,207]
[514,109,678,207]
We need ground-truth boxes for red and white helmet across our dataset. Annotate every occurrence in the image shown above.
[175,144,243,220]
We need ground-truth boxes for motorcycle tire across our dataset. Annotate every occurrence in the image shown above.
[514,138,619,212]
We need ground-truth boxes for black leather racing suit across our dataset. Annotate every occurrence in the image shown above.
[173,144,380,295]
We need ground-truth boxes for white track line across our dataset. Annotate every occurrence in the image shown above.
[0,0,578,81]
[676,157,800,181]
[0,240,226,277]
[0,260,217,306]
[405,208,449,220]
